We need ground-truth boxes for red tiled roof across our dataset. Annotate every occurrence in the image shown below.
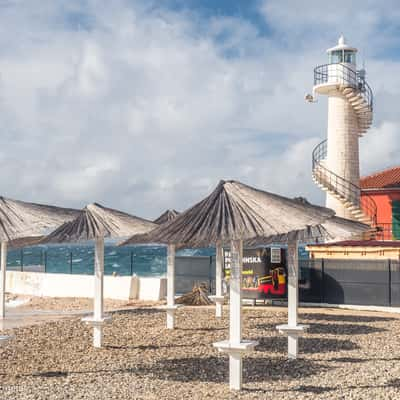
[360,166,400,189]
[309,240,400,248]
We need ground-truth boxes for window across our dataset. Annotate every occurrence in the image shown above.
[329,50,342,64]
[344,50,356,64]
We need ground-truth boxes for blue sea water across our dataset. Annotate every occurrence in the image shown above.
[6,244,215,276]
[6,243,309,276]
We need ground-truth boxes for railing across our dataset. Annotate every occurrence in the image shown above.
[374,223,400,241]
[312,139,377,226]
[314,63,373,111]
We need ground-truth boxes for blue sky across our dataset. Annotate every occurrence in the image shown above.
[0,0,399,218]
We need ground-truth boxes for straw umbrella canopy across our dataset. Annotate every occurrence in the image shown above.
[40,202,157,348]
[122,180,335,248]
[0,196,80,322]
[121,179,336,390]
[244,215,371,246]
[153,209,180,225]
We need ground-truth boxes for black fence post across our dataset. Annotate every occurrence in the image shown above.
[388,259,392,307]
[209,256,213,293]
[130,252,133,276]
[70,251,73,274]
[20,249,24,272]
[321,258,325,303]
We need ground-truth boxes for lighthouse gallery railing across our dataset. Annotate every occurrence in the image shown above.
[314,63,373,111]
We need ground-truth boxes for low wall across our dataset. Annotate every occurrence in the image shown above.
[5,271,167,301]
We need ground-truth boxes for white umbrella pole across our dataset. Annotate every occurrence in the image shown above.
[210,241,224,317]
[0,241,7,319]
[166,244,177,329]
[229,239,242,389]
[287,240,299,357]
[276,240,308,359]
[213,239,258,390]
[93,235,104,347]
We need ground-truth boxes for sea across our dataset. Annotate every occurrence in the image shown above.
[6,243,215,276]
[6,242,309,277]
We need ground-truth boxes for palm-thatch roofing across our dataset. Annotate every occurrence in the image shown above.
[244,216,371,247]
[153,209,180,225]
[0,196,79,242]
[121,180,336,248]
[41,202,157,243]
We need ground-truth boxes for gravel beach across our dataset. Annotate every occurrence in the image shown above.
[0,304,399,399]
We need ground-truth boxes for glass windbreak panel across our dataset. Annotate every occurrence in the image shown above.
[392,200,400,240]
[344,50,356,64]
[329,50,342,64]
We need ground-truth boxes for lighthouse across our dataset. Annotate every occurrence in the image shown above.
[309,35,376,225]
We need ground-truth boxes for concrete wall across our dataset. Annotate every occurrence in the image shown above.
[5,271,167,301]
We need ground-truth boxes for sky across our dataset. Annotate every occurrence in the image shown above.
[0,0,400,219]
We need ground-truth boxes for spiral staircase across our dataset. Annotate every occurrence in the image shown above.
[311,63,377,228]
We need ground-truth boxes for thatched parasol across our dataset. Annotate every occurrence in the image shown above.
[153,209,180,225]
[121,179,338,390]
[42,202,156,243]
[121,180,336,248]
[0,196,80,320]
[40,202,156,348]
[244,215,371,247]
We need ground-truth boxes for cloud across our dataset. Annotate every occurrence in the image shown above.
[0,0,398,218]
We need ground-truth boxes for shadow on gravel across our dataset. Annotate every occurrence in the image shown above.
[110,308,162,317]
[105,343,196,350]
[301,313,396,323]
[306,322,386,335]
[256,336,359,354]
[132,356,328,383]
[255,322,386,335]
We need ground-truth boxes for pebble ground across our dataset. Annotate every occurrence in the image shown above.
[0,306,399,399]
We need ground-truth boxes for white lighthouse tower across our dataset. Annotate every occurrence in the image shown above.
[309,35,376,225]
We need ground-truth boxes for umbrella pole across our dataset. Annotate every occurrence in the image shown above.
[213,239,258,390]
[82,235,110,347]
[210,241,224,317]
[0,241,7,319]
[166,244,179,329]
[276,240,308,359]
[93,236,104,347]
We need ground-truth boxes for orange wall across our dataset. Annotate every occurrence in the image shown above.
[361,190,400,224]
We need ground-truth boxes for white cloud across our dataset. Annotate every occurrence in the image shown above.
[0,1,397,218]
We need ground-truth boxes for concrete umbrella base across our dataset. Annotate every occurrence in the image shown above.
[276,324,309,359]
[160,304,182,329]
[209,295,225,318]
[213,340,258,390]
[0,335,12,346]
[82,315,112,348]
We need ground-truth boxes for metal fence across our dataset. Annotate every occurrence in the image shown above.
[299,258,400,307]
[175,256,215,294]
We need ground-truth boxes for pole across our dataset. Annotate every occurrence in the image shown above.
[93,235,104,347]
[215,242,224,318]
[20,249,23,272]
[229,239,242,389]
[0,242,7,319]
[130,251,134,276]
[287,240,299,358]
[166,244,176,329]
[70,251,73,274]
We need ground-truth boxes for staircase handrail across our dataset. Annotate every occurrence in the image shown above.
[312,139,377,226]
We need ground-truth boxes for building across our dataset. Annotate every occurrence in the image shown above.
[309,35,374,225]
[360,166,400,240]
[306,240,400,260]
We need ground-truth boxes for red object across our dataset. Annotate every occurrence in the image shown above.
[360,167,400,240]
